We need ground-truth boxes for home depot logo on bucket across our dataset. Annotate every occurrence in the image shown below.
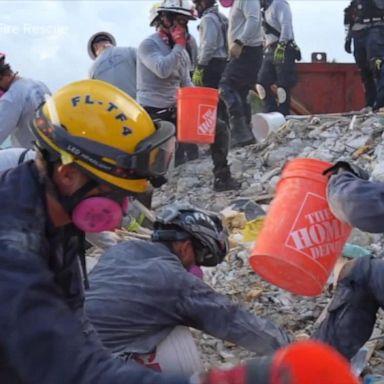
[285,192,349,265]
[197,105,216,136]
[177,87,219,144]
[250,157,352,296]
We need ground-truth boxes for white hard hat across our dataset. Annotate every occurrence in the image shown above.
[87,31,116,60]
[149,2,162,26]
[157,0,196,19]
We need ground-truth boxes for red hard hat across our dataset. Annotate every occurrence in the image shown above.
[271,341,359,384]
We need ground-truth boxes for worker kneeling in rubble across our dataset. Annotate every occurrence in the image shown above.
[314,160,384,361]
[85,203,293,375]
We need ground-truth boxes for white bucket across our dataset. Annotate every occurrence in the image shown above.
[251,112,286,141]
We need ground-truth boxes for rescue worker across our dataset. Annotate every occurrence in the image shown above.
[87,31,137,99]
[191,0,241,191]
[0,78,192,384]
[256,0,301,116]
[0,57,50,148]
[137,0,199,168]
[344,0,384,110]
[0,78,356,384]
[314,160,384,361]
[87,31,156,208]
[85,204,292,375]
[218,0,263,148]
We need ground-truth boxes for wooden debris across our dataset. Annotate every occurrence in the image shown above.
[244,287,264,302]
[352,145,372,159]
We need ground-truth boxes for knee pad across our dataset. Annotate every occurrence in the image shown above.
[255,84,266,100]
[276,87,287,104]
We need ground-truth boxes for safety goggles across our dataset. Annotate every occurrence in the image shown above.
[32,109,176,179]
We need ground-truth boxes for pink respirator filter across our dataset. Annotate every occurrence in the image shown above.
[72,196,125,233]
[219,0,234,7]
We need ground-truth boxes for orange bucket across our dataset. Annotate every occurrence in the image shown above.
[250,158,352,296]
[177,87,219,144]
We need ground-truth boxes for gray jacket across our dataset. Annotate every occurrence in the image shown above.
[0,78,50,148]
[197,6,228,66]
[228,0,263,48]
[85,239,292,356]
[136,33,193,108]
[89,46,137,100]
[328,172,384,233]
[262,0,295,46]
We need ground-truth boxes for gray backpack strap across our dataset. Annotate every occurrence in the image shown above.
[18,149,31,165]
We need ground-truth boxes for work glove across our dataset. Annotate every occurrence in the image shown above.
[170,25,187,47]
[192,66,205,86]
[344,37,352,54]
[322,161,369,180]
[229,40,243,59]
[274,42,286,64]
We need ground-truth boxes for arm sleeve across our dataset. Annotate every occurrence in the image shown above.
[198,17,220,66]
[138,39,186,79]
[238,0,261,44]
[177,276,292,355]
[181,68,193,87]
[0,229,189,384]
[277,2,294,42]
[0,98,23,144]
[327,172,384,233]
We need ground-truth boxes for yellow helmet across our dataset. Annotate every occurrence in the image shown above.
[31,79,175,193]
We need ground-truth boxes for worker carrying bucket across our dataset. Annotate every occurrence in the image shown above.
[250,158,352,296]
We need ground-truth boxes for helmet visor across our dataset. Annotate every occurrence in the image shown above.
[32,109,176,179]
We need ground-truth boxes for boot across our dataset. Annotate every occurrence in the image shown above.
[213,175,242,192]
[229,116,256,148]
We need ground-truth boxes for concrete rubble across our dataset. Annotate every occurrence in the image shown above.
[87,111,384,376]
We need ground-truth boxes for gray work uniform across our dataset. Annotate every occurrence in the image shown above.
[89,46,137,99]
[0,78,50,148]
[137,33,192,109]
[257,0,299,115]
[85,239,292,356]
[219,0,263,121]
[136,32,197,166]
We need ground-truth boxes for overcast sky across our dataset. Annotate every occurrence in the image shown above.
[1,0,351,92]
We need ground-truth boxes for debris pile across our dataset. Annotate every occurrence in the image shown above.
[87,111,384,376]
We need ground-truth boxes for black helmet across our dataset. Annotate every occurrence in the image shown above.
[151,203,229,266]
